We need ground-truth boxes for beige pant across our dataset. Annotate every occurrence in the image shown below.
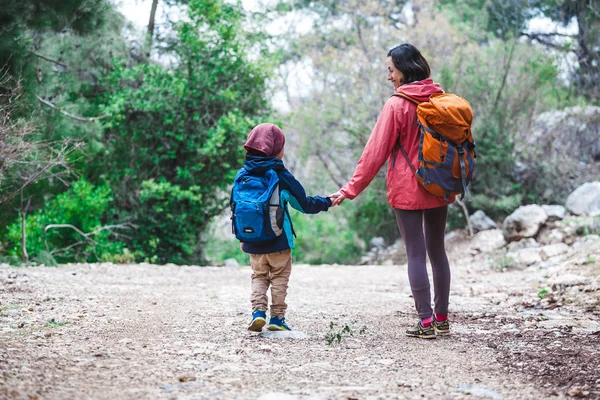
[249,250,292,317]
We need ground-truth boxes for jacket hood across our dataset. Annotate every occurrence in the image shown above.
[396,78,443,103]
[243,155,285,173]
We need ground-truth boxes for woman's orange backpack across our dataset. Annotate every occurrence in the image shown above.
[393,91,475,201]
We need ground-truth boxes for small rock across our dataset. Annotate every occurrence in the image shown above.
[458,384,502,399]
[550,274,590,287]
[160,384,176,393]
[541,205,566,221]
[258,331,309,340]
[44,331,52,338]
[17,322,25,328]
[178,373,196,383]
[507,248,542,266]
[472,229,505,252]
[152,300,157,305]
[369,237,386,249]
[471,210,497,232]
[223,258,240,268]
[507,238,539,251]
[567,385,590,398]
[503,204,548,242]
[540,243,570,260]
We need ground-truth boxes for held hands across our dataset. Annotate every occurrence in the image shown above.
[329,190,347,207]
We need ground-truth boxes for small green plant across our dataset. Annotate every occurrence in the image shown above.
[325,321,367,345]
[100,248,137,264]
[46,318,69,327]
[0,255,23,266]
[537,288,549,299]
[584,257,596,265]
[34,251,58,267]
[490,250,516,270]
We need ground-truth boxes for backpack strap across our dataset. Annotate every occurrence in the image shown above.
[392,92,422,105]
[390,92,422,173]
[457,144,471,202]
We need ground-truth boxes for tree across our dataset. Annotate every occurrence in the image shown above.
[94,0,274,264]
[437,0,600,102]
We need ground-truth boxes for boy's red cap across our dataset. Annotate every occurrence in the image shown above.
[244,123,285,157]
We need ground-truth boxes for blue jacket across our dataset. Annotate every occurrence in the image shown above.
[240,155,331,254]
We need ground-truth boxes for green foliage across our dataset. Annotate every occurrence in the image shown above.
[204,206,364,266]
[205,237,249,266]
[437,0,600,101]
[537,288,549,299]
[135,180,205,264]
[0,0,112,82]
[92,0,274,264]
[325,321,367,345]
[291,208,364,265]
[439,39,570,218]
[34,251,58,267]
[348,182,399,245]
[6,179,123,263]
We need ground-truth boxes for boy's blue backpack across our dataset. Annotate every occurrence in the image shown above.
[230,168,284,243]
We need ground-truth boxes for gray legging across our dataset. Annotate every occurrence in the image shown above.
[394,206,450,319]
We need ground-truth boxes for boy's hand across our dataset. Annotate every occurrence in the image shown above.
[329,191,347,207]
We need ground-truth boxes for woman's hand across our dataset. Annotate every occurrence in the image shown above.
[329,190,347,207]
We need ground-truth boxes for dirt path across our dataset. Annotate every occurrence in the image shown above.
[1,240,599,399]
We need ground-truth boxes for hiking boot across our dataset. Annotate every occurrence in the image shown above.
[267,315,292,331]
[433,317,450,335]
[405,321,436,339]
[248,309,267,332]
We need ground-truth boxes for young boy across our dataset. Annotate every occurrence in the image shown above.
[232,123,331,332]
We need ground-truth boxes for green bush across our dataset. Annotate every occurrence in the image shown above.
[291,206,364,265]
[204,237,249,266]
[347,181,399,246]
[135,179,207,265]
[6,179,125,263]
[204,205,364,266]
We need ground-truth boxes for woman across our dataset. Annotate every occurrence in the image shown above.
[330,43,453,339]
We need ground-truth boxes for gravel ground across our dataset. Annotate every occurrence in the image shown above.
[1,238,599,400]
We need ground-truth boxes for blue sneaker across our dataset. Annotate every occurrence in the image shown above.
[248,309,267,332]
[267,315,292,331]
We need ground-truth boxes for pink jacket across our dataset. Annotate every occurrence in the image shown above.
[340,79,455,210]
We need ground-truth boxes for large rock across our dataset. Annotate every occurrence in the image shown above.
[565,181,600,216]
[471,229,505,252]
[502,205,548,242]
[514,106,600,203]
[541,205,566,222]
[470,210,497,232]
[369,237,386,249]
[506,247,542,266]
[540,243,570,260]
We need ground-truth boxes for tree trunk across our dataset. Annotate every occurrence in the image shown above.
[20,192,29,264]
[146,0,159,54]
[455,197,473,237]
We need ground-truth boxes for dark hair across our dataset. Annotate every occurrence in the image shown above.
[387,44,431,84]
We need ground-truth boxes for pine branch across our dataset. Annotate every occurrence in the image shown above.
[32,52,68,69]
[36,96,110,122]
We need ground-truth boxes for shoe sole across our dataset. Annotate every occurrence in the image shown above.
[267,324,290,331]
[248,317,266,332]
[405,333,436,339]
[435,329,450,335]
